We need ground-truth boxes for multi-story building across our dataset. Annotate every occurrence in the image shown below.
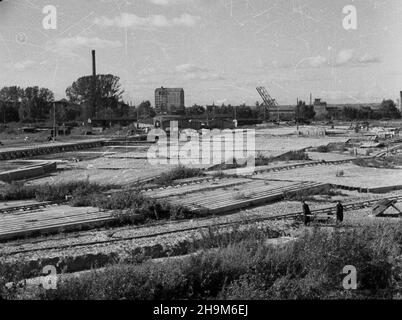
[155,87,185,115]
[313,98,328,119]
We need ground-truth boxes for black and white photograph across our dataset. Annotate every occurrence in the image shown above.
[0,0,402,310]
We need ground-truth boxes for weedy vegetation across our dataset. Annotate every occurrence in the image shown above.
[10,221,401,300]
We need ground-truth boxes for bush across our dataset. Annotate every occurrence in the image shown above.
[254,153,275,166]
[283,185,333,202]
[0,181,115,202]
[316,144,346,153]
[277,150,311,161]
[336,170,344,177]
[93,190,195,223]
[35,223,402,300]
[317,145,330,153]
[0,182,36,201]
[36,181,112,202]
[157,166,204,186]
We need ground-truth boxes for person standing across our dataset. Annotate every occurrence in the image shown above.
[302,200,312,226]
[336,201,344,224]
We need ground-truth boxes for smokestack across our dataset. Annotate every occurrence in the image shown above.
[91,50,96,118]
[400,91,402,113]
[92,50,96,77]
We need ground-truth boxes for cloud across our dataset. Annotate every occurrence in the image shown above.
[138,67,158,76]
[308,56,328,68]
[5,60,35,71]
[148,0,188,5]
[294,56,328,69]
[46,36,122,56]
[174,63,224,81]
[334,50,381,67]
[296,50,381,69]
[173,13,201,27]
[335,49,354,66]
[357,53,381,64]
[185,72,225,81]
[94,13,201,28]
[175,63,208,73]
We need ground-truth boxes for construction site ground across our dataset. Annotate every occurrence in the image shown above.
[1,189,401,278]
[251,163,402,190]
[1,124,402,282]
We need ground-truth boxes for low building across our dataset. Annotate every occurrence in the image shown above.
[268,105,296,121]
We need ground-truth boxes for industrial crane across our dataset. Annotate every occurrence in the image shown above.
[256,86,280,123]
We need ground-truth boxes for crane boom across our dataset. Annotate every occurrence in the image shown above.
[256,86,279,122]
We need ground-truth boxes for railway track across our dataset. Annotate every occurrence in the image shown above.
[5,194,402,256]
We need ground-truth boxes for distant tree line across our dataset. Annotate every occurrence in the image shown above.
[1,75,400,125]
[186,103,260,119]
[0,74,131,125]
[339,100,401,120]
[0,86,54,123]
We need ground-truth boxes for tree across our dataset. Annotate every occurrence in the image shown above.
[24,87,54,120]
[66,74,124,115]
[379,100,400,119]
[237,105,254,118]
[137,101,155,119]
[0,86,25,102]
[296,101,315,121]
[186,104,206,116]
[0,101,20,123]
[0,85,54,123]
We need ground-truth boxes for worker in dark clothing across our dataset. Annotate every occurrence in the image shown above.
[302,201,312,226]
[336,201,344,224]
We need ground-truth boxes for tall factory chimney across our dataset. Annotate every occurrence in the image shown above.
[400,91,402,113]
[91,50,97,119]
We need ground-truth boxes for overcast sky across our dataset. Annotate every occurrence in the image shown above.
[0,0,401,106]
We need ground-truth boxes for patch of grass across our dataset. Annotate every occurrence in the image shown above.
[91,190,195,223]
[33,222,402,300]
[210,151,311,172]
[279,150,311,161]
[0,182,36,201]
[283,186,345,202]
[353,156,402,169]
[254,153,275,166]
[316,143,347,153]
[157,166,205,186]
[208,158,246,171]
[316,145,329,153]
[0,181,116,202]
